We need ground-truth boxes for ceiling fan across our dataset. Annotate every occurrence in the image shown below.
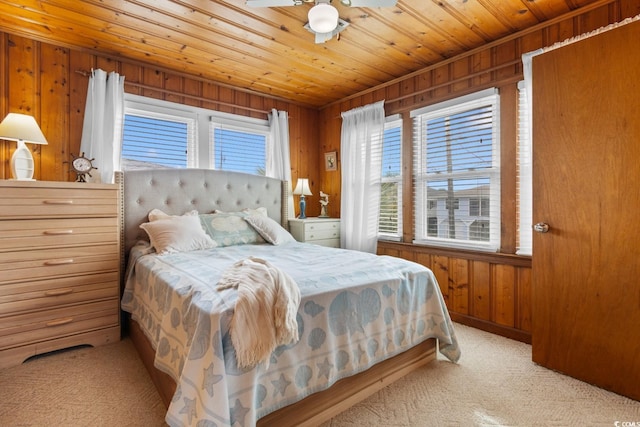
[246,0,398,43]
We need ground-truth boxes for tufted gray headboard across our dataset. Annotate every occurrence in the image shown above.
[115,168,288,257]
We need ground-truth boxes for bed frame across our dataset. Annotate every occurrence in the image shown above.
[116,168,437,426]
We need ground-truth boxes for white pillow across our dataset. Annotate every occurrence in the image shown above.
[244,215,295,245]
[140,215,216,254]
[148,208,198,222]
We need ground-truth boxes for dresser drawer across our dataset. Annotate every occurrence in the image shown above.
[0,186,117,219]
[0,244,119,284]
[0,218,117,251]
[0,272,119,316]
[0,299,119,350]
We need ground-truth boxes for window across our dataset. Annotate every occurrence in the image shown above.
[411,88,500,251]
[210,120,268,175]
[121,98,197,170]
[121,94,269,174]
[378,115,402,240]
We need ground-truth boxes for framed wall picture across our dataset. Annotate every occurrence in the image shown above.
[325,151,337,171]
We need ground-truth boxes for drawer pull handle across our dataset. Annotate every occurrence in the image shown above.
[43,200,74,205]
[44,288,74,297]
[46,317,74,327]
[44,259,74,266]
[44,230,74,235]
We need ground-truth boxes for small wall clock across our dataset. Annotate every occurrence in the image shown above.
[70,152,97,182]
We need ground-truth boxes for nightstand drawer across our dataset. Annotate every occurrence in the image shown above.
[289,218,341,247]
[0,218,117,251]
[304,227,339,241]
[0,299,120,350]
[0,244,119,284]
[0,272,119,316]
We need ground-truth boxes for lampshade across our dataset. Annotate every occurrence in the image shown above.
[0,113,49,145]
[0,113,49,181]
[293,178,312,196]
[308,3,339,34]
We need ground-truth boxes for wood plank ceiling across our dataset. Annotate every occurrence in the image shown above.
[0,0,602,107]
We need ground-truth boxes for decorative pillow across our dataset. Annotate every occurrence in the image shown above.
[140,215,216,254]
[199,212,266,247]
[244,214,296,245]
[148,208,198,222]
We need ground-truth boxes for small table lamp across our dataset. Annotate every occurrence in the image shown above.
[293,178,312,219]
[0,113,49,180]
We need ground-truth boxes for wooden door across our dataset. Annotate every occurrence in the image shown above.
[531,20,640,400]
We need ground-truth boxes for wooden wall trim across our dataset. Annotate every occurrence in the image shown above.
[378,241,532,268]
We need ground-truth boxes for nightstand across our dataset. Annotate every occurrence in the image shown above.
[288,217,340,248]
[0,180,121,368]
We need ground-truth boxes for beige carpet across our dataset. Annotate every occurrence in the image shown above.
[0,324,638,426]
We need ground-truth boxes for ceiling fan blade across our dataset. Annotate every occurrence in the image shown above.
[304,19,349,44]
[341,0,397,6]
[246,0,301,7]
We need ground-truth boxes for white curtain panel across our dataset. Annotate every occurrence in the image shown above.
[340,100,385,253]
[80,69,125,184]
[267,109,295,221]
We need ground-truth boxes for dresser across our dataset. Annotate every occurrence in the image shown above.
[0,180,120,368]
[288,217,340,248]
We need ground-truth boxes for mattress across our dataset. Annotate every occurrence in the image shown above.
[121,241,460,427]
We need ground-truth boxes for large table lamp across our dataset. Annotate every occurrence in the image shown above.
[0,113,49,181]
[293,178,312,219]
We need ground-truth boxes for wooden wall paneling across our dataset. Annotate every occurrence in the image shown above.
[201,82,220,111]
[494,39,518,81]
[6,35,38,180]
[1,33,8,177]
[142,68,164,100]
[452,56,472,94]
[69,50,94,171]
[183,79,201,109]
[471,260,491,321]
[432,65,451,100]
[164,73,185,105]
[620,0,640,16]
[492,264,515,327]
[450,258,469,315]
[516,266,532,332]
[401,111,413,243]
[431,255,450,305]
[121,62,143,96]
[499,82,518,253]
[39,43,70,182]
[470,49,493,92]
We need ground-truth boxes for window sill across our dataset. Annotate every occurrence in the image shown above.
[377,240,531,268]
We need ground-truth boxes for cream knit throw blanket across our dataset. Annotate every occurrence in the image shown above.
[216,257,301,369]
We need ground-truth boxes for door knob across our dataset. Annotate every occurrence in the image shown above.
[533,222,550,233]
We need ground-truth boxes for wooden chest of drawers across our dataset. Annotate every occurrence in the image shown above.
[288,217,340,248]
[0,180,120,368]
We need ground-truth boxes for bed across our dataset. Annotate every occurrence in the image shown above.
[117,168,460,427]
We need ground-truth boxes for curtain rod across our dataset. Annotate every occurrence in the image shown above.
[74,69,270,116]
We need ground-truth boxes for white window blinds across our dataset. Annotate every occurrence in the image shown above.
[378,115,402,240]
[121,108,196,170]
[411,88,500,251]
[517,80,532,255]
[209,113,268,175]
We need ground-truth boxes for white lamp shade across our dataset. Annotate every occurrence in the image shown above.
[308,3,339,34]
[0,113,48,181]
[0,113,49,145]
[293,178,313,196]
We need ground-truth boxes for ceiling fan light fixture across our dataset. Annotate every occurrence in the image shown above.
[308,3,339,33]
